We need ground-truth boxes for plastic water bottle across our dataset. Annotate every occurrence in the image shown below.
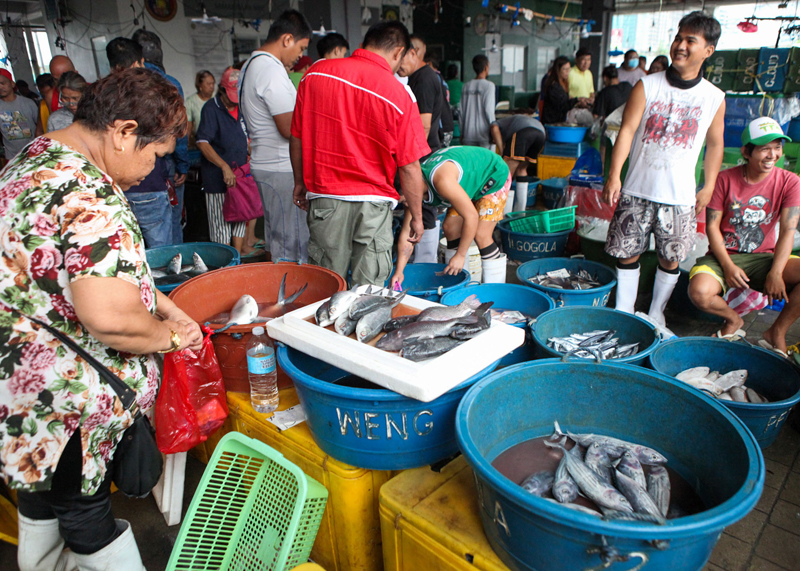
[246,326,279,413]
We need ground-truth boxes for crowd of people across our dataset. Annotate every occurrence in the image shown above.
[0,6,799,570]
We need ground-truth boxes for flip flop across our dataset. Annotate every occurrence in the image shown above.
[714,329,746,340]
[253,240,265,248]
[241,248,265,259]
[757,338,788,358]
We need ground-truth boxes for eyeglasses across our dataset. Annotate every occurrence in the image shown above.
[59,96,80,107]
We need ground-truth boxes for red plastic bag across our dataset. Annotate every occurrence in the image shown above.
[563,184,617,221]
[155,327,229,454]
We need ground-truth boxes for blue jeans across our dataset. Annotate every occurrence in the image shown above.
[166,157,185,245]
[126,191,172,248]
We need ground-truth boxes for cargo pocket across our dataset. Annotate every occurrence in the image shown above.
[307,241,326,267]
[354,232,392,286]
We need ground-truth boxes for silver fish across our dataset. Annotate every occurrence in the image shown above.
[520,471,555,496]
[602,510,666,524]
[729,387,748,403]
[489,310,529,324]
[416,295,487,322]
[614,469,665,523]
[584,442,614,485]
[746,388,767,404]
[315,301,333,327]
[334,311,357,336]
[356,305,392,343]
[545,441,633,513]
[151,269,167,278]
[714,369,748,392]
[617,450,647,490]
[377,316,479,352]
[553,445,580,503]
[676,367,710,382]
[384,315,419,332]
[327,287,361,321]
[349,291,406,320]
[544,498,602,517]
[227,294,259,326]
[192,252,208,273]
[550,421,668,465]
[400,337,463,361]
[646,465,671,518]
[167,253,182,275]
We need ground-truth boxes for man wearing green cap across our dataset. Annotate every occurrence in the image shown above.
[688,117,800,355]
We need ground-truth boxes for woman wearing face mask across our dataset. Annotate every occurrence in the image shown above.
[618,49,647,86]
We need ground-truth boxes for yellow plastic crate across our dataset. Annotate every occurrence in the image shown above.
[228,389,399,571]
[379,455,509,571]
[537,155,576,181]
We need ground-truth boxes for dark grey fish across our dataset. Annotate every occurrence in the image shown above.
[450,311,491,340]
[550,421,668,465]
[521,471,555,496]
[400,337,463,361]
[384,315,419,332]
[416,295,484,322]
[584,442,614,485]
[553,442,580,503]
[377,316,479,352]
[614,469,665,523]
[617,450,647,490]
[646,465,671,518]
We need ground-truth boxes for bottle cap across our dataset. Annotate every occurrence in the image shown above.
[252,326,265,335]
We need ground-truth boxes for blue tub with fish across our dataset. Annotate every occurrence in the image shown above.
[387,263,470,302]
[497,221,570,263]
[456,359,764,571]
[440,284,554,368]
[531,306,659,366]
[517,257,617,307]
[277,344,499,470]
[146,242,240,294]
[649,337,800,449]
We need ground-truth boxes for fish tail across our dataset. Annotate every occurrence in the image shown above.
[390,291,407,307]
[463,294,481,309]
[473,302,494,318]
[283,282,308,305]
[278,273,287,305]
[549,420,565,441]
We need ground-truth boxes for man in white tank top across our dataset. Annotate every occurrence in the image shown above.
[602,11,726,326]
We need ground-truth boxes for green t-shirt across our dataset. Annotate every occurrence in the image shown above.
[446,79,463,106]
[421,146,509,208]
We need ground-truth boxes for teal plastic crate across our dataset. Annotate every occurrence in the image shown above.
[506,206,576,234]
[166,432,328,571]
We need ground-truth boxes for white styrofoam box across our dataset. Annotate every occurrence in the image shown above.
[267,289,524,402]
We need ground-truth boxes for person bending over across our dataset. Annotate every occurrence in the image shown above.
[391,146,510,286]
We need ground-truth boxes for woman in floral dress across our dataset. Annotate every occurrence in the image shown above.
[0,68,203,570]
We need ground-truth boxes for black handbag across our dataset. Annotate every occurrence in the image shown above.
[28,317,163,498]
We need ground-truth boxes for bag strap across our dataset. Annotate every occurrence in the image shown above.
[27,316,141,417]
[238,53,272,129]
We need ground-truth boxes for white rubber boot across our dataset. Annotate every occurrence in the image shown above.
[503,190,515,216]
[17,513,77,571]
[514,178,529,212]
[648,267,680,326]
[72,521,145,571]
[481,255,508,283]
[444,248,457,265]
[615,266,640,314]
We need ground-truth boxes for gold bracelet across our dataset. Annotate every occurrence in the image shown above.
[157,329,181,353]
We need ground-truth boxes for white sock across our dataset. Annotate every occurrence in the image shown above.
[514,179,529,212]
[615,266,640,314]
[649,267,680,326]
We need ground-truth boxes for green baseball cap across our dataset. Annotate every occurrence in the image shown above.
[742,116,792,146]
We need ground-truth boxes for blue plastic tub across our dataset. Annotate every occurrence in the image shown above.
[516,258,617,307]
[456,359,764,571]
[277,345,499,470]
[545,125,588,144]
[440,284,555,367]
[498,221,570,263]
[649,337,800,449]
[540,177,568,210]
[531,306,659,366]
[146,242,240,294]
[387,263,470,302]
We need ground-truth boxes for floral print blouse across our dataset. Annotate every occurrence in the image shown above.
[0,137,159,495]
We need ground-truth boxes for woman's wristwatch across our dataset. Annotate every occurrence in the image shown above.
[157,329,181,353]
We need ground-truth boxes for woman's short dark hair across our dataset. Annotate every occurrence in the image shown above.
[57,71,87,93]
[195,70,213,91]
[74,68,187,149]
[678,11,722,48]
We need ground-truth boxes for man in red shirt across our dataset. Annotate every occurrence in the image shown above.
[290,20,429,285]
[689,117,800,355]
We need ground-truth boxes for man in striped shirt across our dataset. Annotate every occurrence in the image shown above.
[290,20,429,285]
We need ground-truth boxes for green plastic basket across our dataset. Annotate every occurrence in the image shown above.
[506,206,576,234]
[166,432,328,571]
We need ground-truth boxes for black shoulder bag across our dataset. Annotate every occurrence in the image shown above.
[28,317,163,498]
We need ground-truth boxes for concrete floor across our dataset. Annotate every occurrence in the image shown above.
[1,271,800,571]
